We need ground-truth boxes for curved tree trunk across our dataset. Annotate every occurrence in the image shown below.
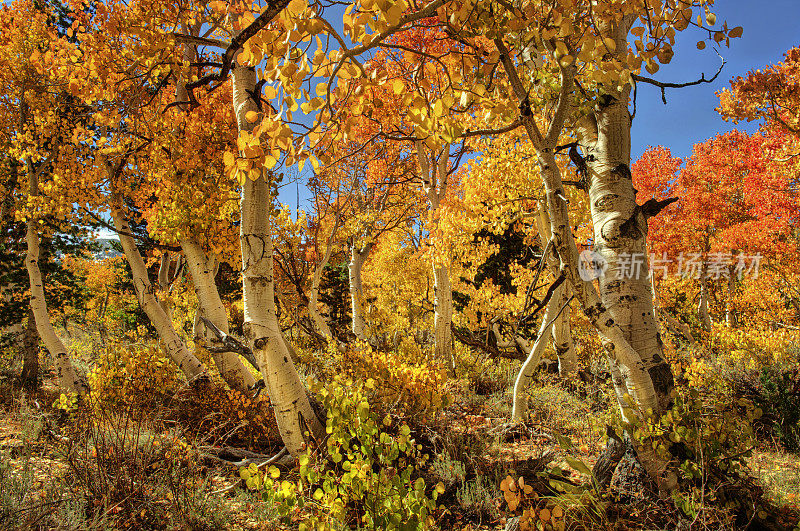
[534,200,578,376]
[573,20,676,494]
[181,238,256,393]
[511,282,563,421]
[157,252,175,321]
[725,263,737,327]
[579,95,674,413]
[111,208,207,383]
[232,38,323,456]
[308,218,339,343]
[493,28,676,492]
[349,242,372,341]
[24,159,87,394]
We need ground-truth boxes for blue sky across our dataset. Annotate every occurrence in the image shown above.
[631,0,800,161]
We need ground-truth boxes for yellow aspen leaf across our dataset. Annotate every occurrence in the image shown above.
[287,0,306,15]
[263,85,278,99]
[539,508,551,522]
[245,111,259,123]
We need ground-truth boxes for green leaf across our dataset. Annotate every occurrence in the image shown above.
[565,456,592,476]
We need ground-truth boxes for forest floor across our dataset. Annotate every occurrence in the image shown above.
[1,368,799,530]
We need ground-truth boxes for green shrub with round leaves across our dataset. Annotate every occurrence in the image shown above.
[241,375,443,530]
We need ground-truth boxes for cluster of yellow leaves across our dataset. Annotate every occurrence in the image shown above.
[711,325,800,370]
[363,230,430,335]
[88,343,183,409]
[341,342,449,419]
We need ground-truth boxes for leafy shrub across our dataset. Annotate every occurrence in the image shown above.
[88,343,182,410]
[456,475,500,520]
[620,387,771,524]
[168,384,280,450]
[333,343,450,421]
[711,326,800,368]
[59,403,231,530]
[242,376,443,529]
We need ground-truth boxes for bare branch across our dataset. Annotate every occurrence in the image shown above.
[632,52,725,105]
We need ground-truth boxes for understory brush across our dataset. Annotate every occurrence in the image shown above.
[1,394,235,530]
[241,375,444,530]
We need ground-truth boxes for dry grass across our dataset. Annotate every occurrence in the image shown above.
[749,449,800,509]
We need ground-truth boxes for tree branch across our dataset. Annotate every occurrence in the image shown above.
[183,0,292,106]
[632,53,725,105]
[200,316,261,372]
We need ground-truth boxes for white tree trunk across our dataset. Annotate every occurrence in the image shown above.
[349,242,372,341]
[551,289,577,375]
[534,200,577,376]
[725,264,736,327]
[575,20,676,493]
[495,23,674,493]
[308,220,339,342]
[232,45,323,456]
[25,219,87,393]
[511,282,563,421]
[181,237,256,393]
[417,141,454,367]
[111,208,207,383]
[157,252,173,320]
[23,154,87,394]
[21,309,39,389]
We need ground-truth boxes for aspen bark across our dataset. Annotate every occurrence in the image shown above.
[495,36,662,417]
[511,282,562,421]
[157,253,175,322]
[432,263,454,363]
[417,141,454,366]
[181,238,256,393]
[308,218,339,342]
[348,242,372,341]
[24,159,87,394]
[578,99,674,413]
[111,208,207,383]
[232,40,323,456]
[495,18,675,494]
[575,19,676,494]
[725,264,737,327]
[551,289,577,375]
[534,200,577,376]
